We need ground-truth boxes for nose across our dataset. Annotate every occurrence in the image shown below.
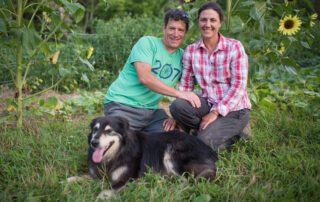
[91,140,99,148]
[172,29,179,37]
[205,20,211,26]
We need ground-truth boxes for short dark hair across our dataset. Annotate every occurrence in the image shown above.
[164,9,189,31]
[197,2,224,22]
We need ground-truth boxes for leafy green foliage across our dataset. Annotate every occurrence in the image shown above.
[87,15,162,75]
[96,0,168,21]
[0,0,86,126]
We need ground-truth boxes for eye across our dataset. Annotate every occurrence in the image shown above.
[92,127,98,133]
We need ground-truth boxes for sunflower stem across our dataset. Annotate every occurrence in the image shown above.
[226,0,232,33]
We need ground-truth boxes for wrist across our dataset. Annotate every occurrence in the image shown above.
[211,111,219,116]
[175,90,183,98]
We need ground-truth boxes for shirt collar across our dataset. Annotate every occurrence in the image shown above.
[196,33,226,52]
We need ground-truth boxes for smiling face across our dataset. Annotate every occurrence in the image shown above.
[198,9,222,40]
[162,19,187,53]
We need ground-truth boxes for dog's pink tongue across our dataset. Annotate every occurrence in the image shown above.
[92,148,106,163]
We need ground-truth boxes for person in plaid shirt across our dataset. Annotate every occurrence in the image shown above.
[170,2,251,151]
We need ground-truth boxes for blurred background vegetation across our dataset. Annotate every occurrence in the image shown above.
[0,0,319,124]
[1,1,319,201]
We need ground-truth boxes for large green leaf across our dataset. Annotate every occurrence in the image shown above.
[21,27,41,53]
[79,57,94,71]
[230,15,244,34]
[59,0,85,23]
[249,6,262,21]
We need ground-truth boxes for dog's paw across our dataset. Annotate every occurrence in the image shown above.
[67,174,92,183]
[95,189,116,201]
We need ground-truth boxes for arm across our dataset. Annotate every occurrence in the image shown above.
[200,42,248,129]
[134,62,201,108]
[179,46,195,92]
[214,41,249,116]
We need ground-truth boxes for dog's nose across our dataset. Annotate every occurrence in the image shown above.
[91,140,99,148]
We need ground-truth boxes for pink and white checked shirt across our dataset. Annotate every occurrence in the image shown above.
[179,33,251,116]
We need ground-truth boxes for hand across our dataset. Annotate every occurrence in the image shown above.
[177,91,201,108]
[200,111,219,130]
[163,118,177,131]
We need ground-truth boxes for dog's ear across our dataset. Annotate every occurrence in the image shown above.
[90,117,99,130]
[88,117,102,144]
[111,116,130,133]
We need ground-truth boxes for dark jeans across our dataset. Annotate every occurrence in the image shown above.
[170,97,250,151]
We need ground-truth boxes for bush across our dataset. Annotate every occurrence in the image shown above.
[46,15,164,91]
[88,15,162,75]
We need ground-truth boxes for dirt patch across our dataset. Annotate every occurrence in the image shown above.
[0,86,79,115]
[0,86,172,116]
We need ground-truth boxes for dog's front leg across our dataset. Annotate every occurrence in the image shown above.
[95,186,125,202]
[67,174,93,183]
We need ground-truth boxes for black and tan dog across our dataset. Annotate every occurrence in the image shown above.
[87,116,218,199]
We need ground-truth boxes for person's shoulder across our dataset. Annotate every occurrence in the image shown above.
[176,47,184,56]
[221,35,246,55]
[184,39,201,53]
[138,36,159,43]
[222,35,244,47]
[136,36,160,47]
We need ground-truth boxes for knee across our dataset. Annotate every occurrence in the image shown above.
[169,98,190,118]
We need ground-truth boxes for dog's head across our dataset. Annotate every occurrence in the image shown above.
[88,116,130,164]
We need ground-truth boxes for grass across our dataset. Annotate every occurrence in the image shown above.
[0,109,319,201]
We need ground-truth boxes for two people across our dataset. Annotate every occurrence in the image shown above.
[104,2,251,152]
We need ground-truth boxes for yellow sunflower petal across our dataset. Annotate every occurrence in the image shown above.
[278,15,302,36]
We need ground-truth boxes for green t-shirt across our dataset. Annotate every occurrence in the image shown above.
[104,36,183,109]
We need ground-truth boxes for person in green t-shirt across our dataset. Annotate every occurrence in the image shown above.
[104,9,201,133]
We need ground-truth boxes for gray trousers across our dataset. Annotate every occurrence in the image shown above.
[170,97,250,151]
[104,101,168,133]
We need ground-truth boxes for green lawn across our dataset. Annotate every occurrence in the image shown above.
[1,109,319,201]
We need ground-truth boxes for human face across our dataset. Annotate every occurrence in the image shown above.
[198,9,222,40]
[162,19,187,53]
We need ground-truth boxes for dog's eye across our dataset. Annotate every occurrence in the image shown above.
[92,128,98,133]
[105,129,112,133]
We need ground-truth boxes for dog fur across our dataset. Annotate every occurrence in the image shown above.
[87,116,218,191]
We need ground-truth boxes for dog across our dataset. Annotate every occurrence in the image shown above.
[87,116,218,199]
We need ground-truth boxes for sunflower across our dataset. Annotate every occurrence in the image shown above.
[278,15,302,36]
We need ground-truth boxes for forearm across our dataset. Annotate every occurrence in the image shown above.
[139,74,182,98]
[135,62,200,107]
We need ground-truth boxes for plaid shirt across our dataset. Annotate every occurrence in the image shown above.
[179,34,251,116]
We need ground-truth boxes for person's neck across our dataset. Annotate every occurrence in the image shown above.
[162,39,177,54]
[203,34,219,54]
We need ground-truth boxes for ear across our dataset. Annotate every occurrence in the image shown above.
[90,117,98,130]
[88,117,102,144]
[114,116,130,131]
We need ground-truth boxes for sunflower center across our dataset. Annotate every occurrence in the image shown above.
[284,20,294,29]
